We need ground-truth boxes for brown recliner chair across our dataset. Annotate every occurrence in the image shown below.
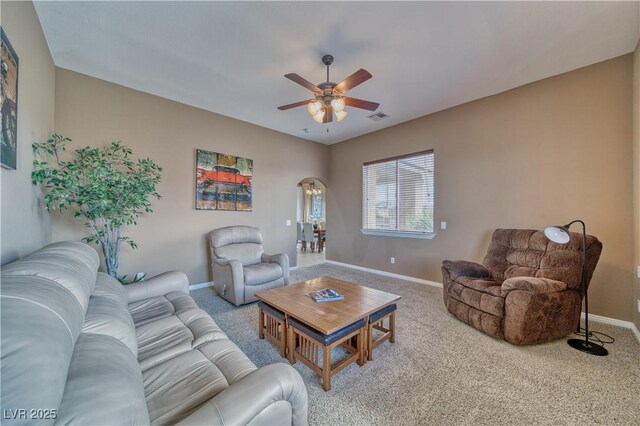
[441,229,602,345]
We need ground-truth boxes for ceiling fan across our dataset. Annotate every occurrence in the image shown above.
[278,54,379,124]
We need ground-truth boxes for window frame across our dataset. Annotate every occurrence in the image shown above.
[361,149,436,240]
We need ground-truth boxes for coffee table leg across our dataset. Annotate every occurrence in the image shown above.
[390,311,396,343]
[357,327,365,366]
[258,308,264,339]
[287,325,295,364]
[322,345,331,391]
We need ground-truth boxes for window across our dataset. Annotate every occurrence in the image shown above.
[362,150,434,238]
[311,193,323,219]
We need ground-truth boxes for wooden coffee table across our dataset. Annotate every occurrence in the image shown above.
[255,276,400,390]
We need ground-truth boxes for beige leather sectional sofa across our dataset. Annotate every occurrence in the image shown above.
[1,241,307,425]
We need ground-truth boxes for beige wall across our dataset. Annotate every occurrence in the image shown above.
[633,40,640,330]
[327,55,634,322]
[53,69,329,284]
[0,1,55,265]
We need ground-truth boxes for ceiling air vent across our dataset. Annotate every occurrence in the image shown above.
[367,112,389,122]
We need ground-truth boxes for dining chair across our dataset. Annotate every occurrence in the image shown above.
[303,222,318,252]
[297,222,305,251]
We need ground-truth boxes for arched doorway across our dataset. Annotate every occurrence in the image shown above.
[296,177,327,268]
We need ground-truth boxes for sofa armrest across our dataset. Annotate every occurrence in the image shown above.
[502,276,568,294]
[125,271,189,303]
[176,363,308,426]
[262,253,290,285]
[213,259,245,306]
[442,260,491,280]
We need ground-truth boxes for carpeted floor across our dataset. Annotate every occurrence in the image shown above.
[192,264,640,425]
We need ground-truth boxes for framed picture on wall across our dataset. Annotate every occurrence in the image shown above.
[195,149,253,211]
[1,27,18,170]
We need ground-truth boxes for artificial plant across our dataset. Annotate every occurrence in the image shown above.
[32,134,162,278]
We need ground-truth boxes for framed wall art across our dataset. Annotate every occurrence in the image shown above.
[195,149,253,211]
[1,28,19,170]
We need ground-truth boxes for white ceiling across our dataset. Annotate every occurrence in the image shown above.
[34,1,639,145]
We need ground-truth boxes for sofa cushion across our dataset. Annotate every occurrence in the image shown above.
[1,241,99,313]
[177,308,228,347]
[445,297,503,339]
[483,228,601,290]
[83,294,138,357]
[1,275,85,421]
[137,308,228,371]
[244,263,283,286]
[128,292,198,326]
[137,316,193,370]
[447,276,505,318]
[244,278,285,304]
[93,272,128,306]
[56,333,149,425]
[216,243,264,267]
[143,340,257,425]
[198,340,257,384]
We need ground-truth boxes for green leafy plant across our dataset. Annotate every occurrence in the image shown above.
[408,208,434,232]
[31,134,162,279]
[118,272,147,286]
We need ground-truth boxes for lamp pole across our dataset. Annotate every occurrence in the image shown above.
[549,219,608,356]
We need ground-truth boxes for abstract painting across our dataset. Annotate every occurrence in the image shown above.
[1,28,18,170]
[195,149,253,211]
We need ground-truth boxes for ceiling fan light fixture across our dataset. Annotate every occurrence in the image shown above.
[312,110,325,124]
[307,100,322,116]
[279,54,378,125]
[331,97,346,112]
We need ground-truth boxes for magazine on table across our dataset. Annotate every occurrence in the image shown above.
[306,288,344,303]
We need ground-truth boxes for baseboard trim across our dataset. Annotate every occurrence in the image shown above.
[189,281,214,291]
[290,266,298,271]
[582,312,640,344]
[324,260,442,289]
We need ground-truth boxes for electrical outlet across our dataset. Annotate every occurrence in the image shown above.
[441,221,447,229]
[636,265,640,279]
[390,257,395,264]
[285,219,291,226]
[637,299,640,313]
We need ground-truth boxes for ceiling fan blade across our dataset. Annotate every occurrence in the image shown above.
[323,107,333,124]
[344,97,380,111]
[284,73,322,93]
[334,69,372,93]
[277,99,314,111]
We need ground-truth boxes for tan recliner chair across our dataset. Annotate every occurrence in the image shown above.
[441,229,602,345]
[209,225,289,306]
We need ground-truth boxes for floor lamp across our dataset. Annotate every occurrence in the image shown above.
[544,220,608,356]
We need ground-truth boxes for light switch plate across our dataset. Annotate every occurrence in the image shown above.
[285,220,291,226]
[440,221,447,229]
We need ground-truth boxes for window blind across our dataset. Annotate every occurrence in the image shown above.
[362,150,434,234]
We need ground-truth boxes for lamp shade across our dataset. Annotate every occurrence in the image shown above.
[335,110,348,122]
[331,97,346,112]
[544,226,570,244]
[307,100,322,116]
[312,110,325,124]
